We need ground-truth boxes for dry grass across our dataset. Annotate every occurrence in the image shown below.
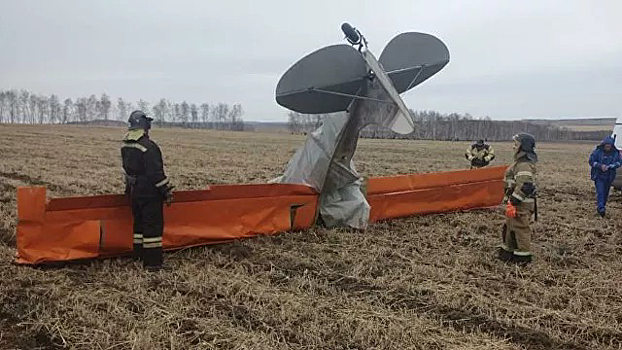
[0,124,620,350]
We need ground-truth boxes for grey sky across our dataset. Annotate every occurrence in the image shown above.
[1,0,621,121]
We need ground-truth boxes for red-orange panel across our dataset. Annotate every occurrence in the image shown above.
[367,166,506,195]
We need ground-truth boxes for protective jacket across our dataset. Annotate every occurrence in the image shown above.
[589,136,621,182]
[504,152,537,205]
[466,143,495,167]
[121,130,170,199]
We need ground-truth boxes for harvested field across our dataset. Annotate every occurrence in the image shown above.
[0,124,621,350]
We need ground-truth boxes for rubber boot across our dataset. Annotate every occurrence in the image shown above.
[497,247,513,262]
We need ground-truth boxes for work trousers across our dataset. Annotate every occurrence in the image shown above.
[594,178,612,214]
[501,202,534,257]
[131,198,164,268]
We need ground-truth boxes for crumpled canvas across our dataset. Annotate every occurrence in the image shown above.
[277,113,370,230]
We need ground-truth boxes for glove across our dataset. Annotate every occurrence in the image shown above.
[609,164,617,170]
[505,201,517,218]
[509,195,521,206]
[601,164,608,172]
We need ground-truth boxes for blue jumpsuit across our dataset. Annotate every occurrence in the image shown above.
[588,137,621,215]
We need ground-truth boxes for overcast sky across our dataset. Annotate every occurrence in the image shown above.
[1,0,621,121]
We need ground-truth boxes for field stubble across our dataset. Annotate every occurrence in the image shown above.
[0,124,620,349]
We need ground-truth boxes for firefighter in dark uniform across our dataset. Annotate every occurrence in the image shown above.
[465,139,495,169]
[498,132,537,265]
[121,110,173,271]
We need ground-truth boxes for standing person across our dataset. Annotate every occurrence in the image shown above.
[498,133,537,265]
[466,139,495,169]
[121,110,174,271]
[588,136,621,218]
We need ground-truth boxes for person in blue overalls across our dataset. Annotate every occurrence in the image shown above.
[588,136,621,217]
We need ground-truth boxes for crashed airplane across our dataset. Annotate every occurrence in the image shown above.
[273,23,450,229]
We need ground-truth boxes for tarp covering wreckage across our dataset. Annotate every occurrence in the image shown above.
[15,166,505,264]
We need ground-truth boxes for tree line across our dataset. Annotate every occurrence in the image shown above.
[0,89,245,131]
[287,110,607,141]
[287,112,328,133]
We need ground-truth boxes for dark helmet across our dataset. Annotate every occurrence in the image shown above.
[128,110,153,130]
[476,139,485,145]
[513,132,536,153]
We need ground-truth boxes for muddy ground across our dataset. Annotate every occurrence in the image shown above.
[0,124,620,349]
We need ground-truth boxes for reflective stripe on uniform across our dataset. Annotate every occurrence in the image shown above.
[122,142,148,152]
[498,243,510,251]
[143,237,162,249]
[512,193,525,201]
[155,178,169,188]
[133,233,143,244]
[513,250,532,256]
[515,171,533,178]
[522,198,535,203]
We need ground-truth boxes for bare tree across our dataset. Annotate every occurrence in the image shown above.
[6,90,19,124]
[212,103,229,130]
[126,102,135,116]
[180,101,190,126]
[36,95,49,124]
[48,95,61,124]
[137,99,150,113]
[62,98,73,124]
[86,95,98,121]
[117,98,128,121]
[287,111,301,133]
[190,103,198,128]
[28,93,38,124]
[200,103,210,126]
[0,91,5,123]
[165,100,173,123]
[75,97,88,122]
[227,103,243,131]
[20,90,31,123]
[100,93,111,121]
[153,99,168,126]
[286,111,326,133]
[172,103,181,123]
